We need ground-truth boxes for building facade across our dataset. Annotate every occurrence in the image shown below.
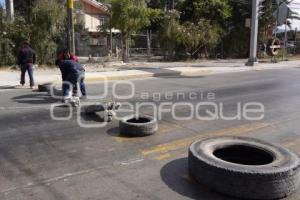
[75,0,120,57]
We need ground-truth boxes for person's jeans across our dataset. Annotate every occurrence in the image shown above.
[73,72,86,97]
[63,74,76,98]
[62,81,71,98]
[63,73,86,98]
[20,63,34,87]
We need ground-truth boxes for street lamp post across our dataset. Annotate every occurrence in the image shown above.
[246,0,260,66]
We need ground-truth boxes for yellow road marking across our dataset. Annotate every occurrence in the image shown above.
[113,137,135,142]
[142,122,272,156]
[154,152,187,161]
[158,123,181,134]
[284,138,300,153]
[151,117,300,161]
[155,153,172,161]
[154,134,300,162]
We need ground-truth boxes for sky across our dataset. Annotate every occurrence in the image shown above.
[0,0,4,7]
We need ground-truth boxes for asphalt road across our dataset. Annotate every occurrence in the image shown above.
[0,68,300,200]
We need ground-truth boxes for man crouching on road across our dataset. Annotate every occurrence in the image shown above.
[17,41,36,89]
[58,59,87,102]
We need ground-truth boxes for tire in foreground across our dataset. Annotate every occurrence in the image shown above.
[188,136,300,200]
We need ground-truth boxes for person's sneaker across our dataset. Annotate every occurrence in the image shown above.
[62,97,70,104]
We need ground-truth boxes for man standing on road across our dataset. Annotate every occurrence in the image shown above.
[17,41,36,89]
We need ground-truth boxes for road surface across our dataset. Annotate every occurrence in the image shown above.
[0,68,300,200]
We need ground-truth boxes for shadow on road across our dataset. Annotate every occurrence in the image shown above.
[107,127,121,137]
[0,85,16,90]
[157,75,205,79]
[12,92,58,104]
[107,127,136,139]
[160,158,236,200]
[138,68,207,79]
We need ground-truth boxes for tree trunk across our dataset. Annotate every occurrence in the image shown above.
[121,32,129,63]
[147,29,152,61]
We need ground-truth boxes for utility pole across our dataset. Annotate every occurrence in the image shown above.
[5,0,14,22]
[67,0,75,54]
[283,9,289,61]
[109,5,113,57]
[246,0,259,66]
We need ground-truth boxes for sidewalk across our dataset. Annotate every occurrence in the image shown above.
[1,59,299,88]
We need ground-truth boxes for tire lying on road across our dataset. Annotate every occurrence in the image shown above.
[84,102,121,115]
[38,83,52,92]
[188,136,300,200]
[84,104,106,114]
[119,115,158,137]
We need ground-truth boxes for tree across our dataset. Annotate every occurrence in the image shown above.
[0,5,32,66]
[0,7,15,65]
[109,0,159,62]
[30,0,66,64]
[179,20,222,58]
[222,1,250,58]
[1,0,66,66]
[179,0,232,26]
[13,0,36,22]
[148,0,167,9]
[171,0,231,58]
[157,10,181,58]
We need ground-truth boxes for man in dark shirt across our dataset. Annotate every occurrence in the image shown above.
[17,42,36,89]
[59,60,86,101]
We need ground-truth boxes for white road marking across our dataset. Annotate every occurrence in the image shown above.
[120,158,145,166]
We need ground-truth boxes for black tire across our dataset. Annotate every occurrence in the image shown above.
[84,102,121,115]
[38,83,52,92]
[84,104,106,114]
[119,115,158,137]
[188,136,300,200]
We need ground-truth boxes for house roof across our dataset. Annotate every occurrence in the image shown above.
[82,0,109,12]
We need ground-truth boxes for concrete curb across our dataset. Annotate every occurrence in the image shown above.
[83,68,250,83]
[1,61,299,88]
[32,66,296,86]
